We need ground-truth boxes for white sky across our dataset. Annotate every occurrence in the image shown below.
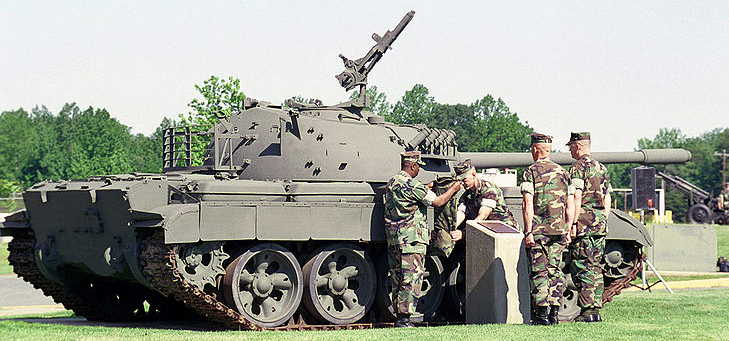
[2,1,728,152]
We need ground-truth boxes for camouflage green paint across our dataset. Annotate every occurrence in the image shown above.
[570,234,605,309]
[570,155,611,236]
[521,158,570,235]
[384,171,431,253]
[429,177,459,257]
[383,170,430,315]
[459,177,517,227]
[528,234,567,307]
[387,245,425,315]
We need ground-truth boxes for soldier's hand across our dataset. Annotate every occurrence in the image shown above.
[450,181,462,191]
[450,229,463,241]
[524,234,535,247]
[570,225,577,239]
[564,233,572,244]
[426,181,434,189]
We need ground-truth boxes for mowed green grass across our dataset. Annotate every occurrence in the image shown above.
[0,243,10,275]
[716,225,729,259]
[0,289,728,340]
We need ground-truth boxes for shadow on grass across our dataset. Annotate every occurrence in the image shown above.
[1,314,226,332]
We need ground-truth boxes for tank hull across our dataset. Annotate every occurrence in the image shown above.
[2,173,651,328]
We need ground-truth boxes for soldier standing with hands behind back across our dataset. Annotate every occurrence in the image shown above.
[521,133,574,325]
[383,151,461,328]
[567,132,612,323]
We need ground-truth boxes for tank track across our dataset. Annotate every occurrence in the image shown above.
[8,228,640,328]
[603,248,645,304]
[7,232,99,319]
[139,229,389,331]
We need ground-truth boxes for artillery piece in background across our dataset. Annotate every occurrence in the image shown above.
[1,11,691,330]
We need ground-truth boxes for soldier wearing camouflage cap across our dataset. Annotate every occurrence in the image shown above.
[521,133,574,325]
[566,132,612,323]
[383,150,461,327]
[453,159,518,242]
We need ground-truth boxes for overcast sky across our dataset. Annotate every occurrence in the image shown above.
[2,1,727,152]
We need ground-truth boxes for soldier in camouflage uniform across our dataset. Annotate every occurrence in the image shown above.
[454,159,518,240]
[383,151,461,328]
[567,132,612,323]
[521,133,574,325]
[717,183,729,211]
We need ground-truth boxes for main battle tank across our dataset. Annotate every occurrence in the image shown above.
[1,11,692,329]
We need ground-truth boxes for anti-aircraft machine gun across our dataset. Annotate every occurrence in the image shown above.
[1,11,692,330]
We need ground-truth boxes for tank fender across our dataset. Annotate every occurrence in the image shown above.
[607,210,653,247]
[0,210,30,237]
[133,204,200,244]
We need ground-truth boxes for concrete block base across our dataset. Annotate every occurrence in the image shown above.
[465,220,530,324]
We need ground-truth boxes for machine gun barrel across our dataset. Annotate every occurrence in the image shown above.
[460,148,692,169]
[336,11,415,92]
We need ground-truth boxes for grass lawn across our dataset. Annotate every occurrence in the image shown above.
[0,243,10,275]
[716,225,729,259]
[0,289,728,340]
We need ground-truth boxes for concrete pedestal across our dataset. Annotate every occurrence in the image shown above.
[465,220,530,324]
[646,224,717,272]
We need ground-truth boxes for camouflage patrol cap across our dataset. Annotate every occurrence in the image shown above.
[566,132,591,145]
[530,133,552,145]
[454,159,474,180]
[401,150,426,165]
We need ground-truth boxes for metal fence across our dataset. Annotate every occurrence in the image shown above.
[0,193,24,213]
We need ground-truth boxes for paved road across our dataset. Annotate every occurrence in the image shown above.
[0,274,57,307]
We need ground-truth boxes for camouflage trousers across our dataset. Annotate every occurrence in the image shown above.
[428,228,455,258]
[569,234,605,309]
[387,245,425,315]
[528,234,567,307]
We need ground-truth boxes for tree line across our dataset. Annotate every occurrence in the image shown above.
[607,128,729,222]
[1,76,727,222]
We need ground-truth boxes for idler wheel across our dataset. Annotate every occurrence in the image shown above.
[602,241,633,280]
[375,254,445,321]
[221,243,303,328]
[301,243,376,324]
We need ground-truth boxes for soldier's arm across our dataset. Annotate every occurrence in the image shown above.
[521,192,535,247]
[475,186,499,221]
[455,208,466,228]
[604,191,612,217]
[569,162,585,225]
[475,205,493,221]
[431,181,462,207]
[566,189,576,240]
[572,188,583,225]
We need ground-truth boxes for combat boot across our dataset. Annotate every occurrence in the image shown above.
[592,308,602,322]
[532,306,550,325]
[575,308,599,322]
[394,313,414,328]
[548,305,560,325]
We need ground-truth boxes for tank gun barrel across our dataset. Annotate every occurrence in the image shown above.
[460,148,692,169]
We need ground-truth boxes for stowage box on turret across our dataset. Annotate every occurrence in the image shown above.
[1,11,692,330]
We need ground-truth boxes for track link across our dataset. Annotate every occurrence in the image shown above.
[139,230,393,331]
[603,247,645,304]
